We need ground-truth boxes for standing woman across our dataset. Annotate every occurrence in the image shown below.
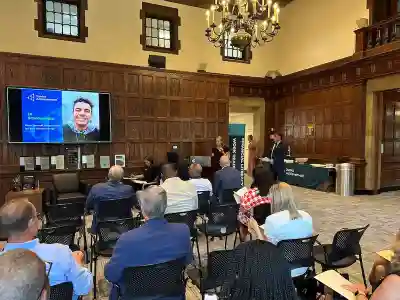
[247,135,257,178]
[211,136,230,173]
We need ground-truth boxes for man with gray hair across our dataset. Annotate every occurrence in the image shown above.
[213,155,242,202]
[0,199,93,299]
[189,163,213,196]
[0,249,48,300]
[86,165,135,230]
[105,186,192,300]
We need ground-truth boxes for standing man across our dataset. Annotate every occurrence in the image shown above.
[63,98,100,142]
[266,132,286,182]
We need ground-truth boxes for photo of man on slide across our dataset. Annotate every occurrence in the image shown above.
[63,98,100,142]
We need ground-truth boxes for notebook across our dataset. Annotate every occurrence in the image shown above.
[233,187,248,204]
[314,270,356,300]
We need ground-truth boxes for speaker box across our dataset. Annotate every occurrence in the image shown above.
[148,55,166,69]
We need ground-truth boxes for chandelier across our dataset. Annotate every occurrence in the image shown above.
[205,0,281,50]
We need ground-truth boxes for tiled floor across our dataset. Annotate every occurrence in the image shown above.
[86,184,400,299]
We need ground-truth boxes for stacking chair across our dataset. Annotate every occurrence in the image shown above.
[219,189,238,205]
[113,258,187,300]
[95,197,134,222]
[197,191,211,216]
[38,224,78,248]
[165,210,201,268]
[313,225,369,287]
[90,217,141,299]
[49,282,74,300]
[198,203,239,256]
[44,202,87,257]
[198,249,234,300]
[277,235,319,298]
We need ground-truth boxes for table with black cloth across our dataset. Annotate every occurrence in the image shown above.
[284,163,335,191]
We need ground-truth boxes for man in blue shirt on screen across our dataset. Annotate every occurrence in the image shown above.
[63,98,100,142]
[0,199,93,300]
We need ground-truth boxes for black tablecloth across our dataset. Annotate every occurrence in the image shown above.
[285,163,334,190]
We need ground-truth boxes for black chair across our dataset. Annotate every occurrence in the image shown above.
[198,203,239,256]
[49,282,74,300]
[219,189,239,205]
[313,225,369,287]
[90,217,141,299]
[197,191,211,215]
[51,173,89,205]
[165,210,201,268]
[44,202,87,258]
[38,224,78,247]
[277,235,319,298]
[96,197,134,221]
[199,249,234,300]
[114,258,187,300]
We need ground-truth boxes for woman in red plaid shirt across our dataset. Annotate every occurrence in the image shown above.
[238,166,275,241]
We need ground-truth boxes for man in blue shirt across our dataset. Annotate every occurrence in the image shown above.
[105,186,192,300]
[0,199,93,300]
[86,165,136,229]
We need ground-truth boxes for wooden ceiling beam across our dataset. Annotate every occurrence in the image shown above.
[164,0,294,9]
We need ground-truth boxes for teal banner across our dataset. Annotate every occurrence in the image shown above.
[229,124,245,186]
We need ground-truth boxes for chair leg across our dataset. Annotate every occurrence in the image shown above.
[233,231,238,248]
[205,234,210,258]
[195,237,202,269]
[83,228,88,263]
[93,255,97,299]
[359,254,368,287]
[224,236,228,250]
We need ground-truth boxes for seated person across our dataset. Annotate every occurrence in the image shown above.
[166,152,190,181]
[104,186,192,300]
[261,183,312,277]
[86,165,135,229]
[161,163,198,214]
[189,163,213,196]
[0,249,49,300]
[219,240,298,300]
[142,155,160,183]
[0,199,93,300]
[238,165,274,241]
[213,156,242,201]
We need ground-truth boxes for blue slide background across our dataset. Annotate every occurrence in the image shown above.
[21,88,63,143]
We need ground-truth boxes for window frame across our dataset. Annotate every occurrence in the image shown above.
[140,2,181,55]
[220,34,252,64]
[34,0,88,43]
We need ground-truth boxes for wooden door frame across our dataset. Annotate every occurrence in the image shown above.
[375,91,384,191]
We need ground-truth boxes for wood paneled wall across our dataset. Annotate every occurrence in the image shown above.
[0,52,230,203]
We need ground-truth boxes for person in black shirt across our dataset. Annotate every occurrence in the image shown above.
[211,136,230,173]
[142,156,159,183]
[166,152,190,181]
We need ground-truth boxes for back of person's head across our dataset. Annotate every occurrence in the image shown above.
[161,163,178,180]
[0,199,38,240]
[220,240,297,300]
[137,186,167,220]
[220,155,230,168]
[253,166,275,197]
[144,155,154,165]
[167,151,179,164]
[108,165,124,182]
[270,183,301,220]
[189,163,202,178]
[0,249,48,300]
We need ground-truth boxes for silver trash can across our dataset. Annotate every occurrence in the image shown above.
[335,163,355,196]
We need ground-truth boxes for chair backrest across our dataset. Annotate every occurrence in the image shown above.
[45,202,85,225]
[206,249,234,286]
[49,282,74,300]
[330,225,370,261]
[38,225,78,246]
[121,258,186,299]
[96,217,140,251]
[208,203,239,234]
[197,191,210,215]
[220,189,238,204]
[165,210,198,231]
[96,197,133,221]
[277,235,319,270]
[53,173,80,194]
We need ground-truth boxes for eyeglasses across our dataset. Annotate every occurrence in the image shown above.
[36,261,52,300]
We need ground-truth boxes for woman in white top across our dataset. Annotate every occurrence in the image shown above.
[249,182,313,277]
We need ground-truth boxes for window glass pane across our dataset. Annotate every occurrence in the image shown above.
[158,19,164,29]
[165,40,170,48]
[146,37,152,45]
[71,26,78,36]
[164,21,170,29]
[159,30,165,39]
[46,12,54,22]
[164,30,170,39]
[54,13,62,23]
[46,22,55,33]
[63,14,71,25]
[54,23,62,34]
[62,25,70,35]
[70,5,78,15]
[151,28,158,37]
[146,18,151,26]
[62,3,70,13]
[151,38,158,46]
[71,15,78,26]
[46,1,54,12]
[152,19,157,27]
[54,2,62,12]
[146,27,151,37]
[159,39,165,48]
